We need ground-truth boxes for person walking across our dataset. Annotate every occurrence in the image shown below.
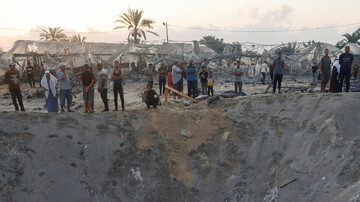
[186,60,197,98]
[172,61,182,99]
[261,61,267,85]
[41,70,58,113]
[339,46,354,92]
[145,63,154,88]
[144,83,161,109]
[311,62,319,84]
[199,66,208,94]
[4,62,25,111]
[96,63,109,112]
[272,52,285,94]
[233,61,244,95]
[56,63,73,113]
[111,61,125,111]
[158,62,167,95]
[80,64,95,113]
[26,61,35,88]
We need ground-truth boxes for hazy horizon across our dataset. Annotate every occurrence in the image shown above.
[1,0,360,50]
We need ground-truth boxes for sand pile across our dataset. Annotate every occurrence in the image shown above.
[0,93,359,202]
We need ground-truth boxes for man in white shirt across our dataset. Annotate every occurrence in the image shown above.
[97,63,109,112]
[261,61,268,85]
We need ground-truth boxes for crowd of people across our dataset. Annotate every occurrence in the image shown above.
[2,46,357,113]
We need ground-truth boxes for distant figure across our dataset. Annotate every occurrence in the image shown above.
[186,60,197,98]
[272,52,285,94]
[38,63,45,87]
[320,49,331,93]
[207,71,215,96]
[158,62,167,95]
[179,62,185,93]
[80,64,95,113]
[96,63,109,112]
[233,61,244,94]
[330,62,340,93]
[56,63,73,113]
[353,63,359,80]
[199,66,208,94]
[261,61,267,85]
[111,60,125,111]
[41,70,59,113]
[311,62,318,84]
[26,61,35,88]
[339,46,354,92]
[201,58,208,72]
[172,61,182,99]
[144,83,161,109]
[145,63,154,88]
[167,66,174,88]
[269,63,274,81]
[4,62,25,111]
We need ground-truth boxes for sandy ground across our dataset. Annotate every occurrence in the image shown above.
[0,92,359,202]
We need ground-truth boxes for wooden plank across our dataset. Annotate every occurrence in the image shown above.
[164,88,168,103]
[165,86,199,103]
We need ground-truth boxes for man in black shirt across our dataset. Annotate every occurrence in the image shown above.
[199,66,208,95]
[144,84,161,109]
[311,62,318,84]
[80,64,95,113]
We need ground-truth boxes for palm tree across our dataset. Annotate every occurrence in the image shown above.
[40,27,68,41]
[342,33,360,43]
[70,34,86,42]
[113,8,158,44]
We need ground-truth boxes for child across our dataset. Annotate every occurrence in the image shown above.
[207,71,214,96]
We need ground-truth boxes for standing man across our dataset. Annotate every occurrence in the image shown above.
[111,60,125,111]
[320,49,332,93]
[172,61,182,99]
[199,66,208,94]
[201,58,208,72]
[26,61,35,88]
[179,62,186,93]
[261,61,267,85]
[56,63,73,113]
[97,63,109,112]
[272,52,285,94]
[145,63,154,88]
[41,70,58,113]
[144,83,161,109]
[339,46,354,92]
[233,61,244,95]
[80,64,95,114]
[186,60,197,98]
[4,62,25,111]
[311,62,319,84]
[158,62,167,95]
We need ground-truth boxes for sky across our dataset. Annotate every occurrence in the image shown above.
[0,0,360,50]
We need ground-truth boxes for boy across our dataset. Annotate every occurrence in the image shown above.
[207,71,214,96]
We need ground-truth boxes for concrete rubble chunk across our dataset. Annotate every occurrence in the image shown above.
[180,130,193,138]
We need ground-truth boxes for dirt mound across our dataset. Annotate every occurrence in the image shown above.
[0,93,360,202]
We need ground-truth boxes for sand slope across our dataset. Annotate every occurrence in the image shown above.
[0,93,359,202]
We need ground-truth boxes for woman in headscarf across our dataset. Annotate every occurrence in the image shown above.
[41,70,59,112]
[329,59,340,93]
